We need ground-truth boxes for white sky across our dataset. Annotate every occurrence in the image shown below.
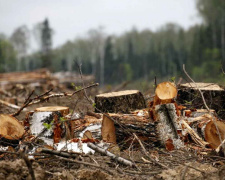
[0,0,201,50]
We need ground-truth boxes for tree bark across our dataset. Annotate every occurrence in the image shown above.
[95,90,146,113]
[29,106,70,143]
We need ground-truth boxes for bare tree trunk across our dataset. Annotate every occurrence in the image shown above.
[212,23,217,49]
[221,5,225,62]
[100,47,105,87]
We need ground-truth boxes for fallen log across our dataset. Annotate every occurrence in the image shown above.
[29,106,70,143]
[106,112,159,149]
[0,114,24,146]
[95,90,146,113]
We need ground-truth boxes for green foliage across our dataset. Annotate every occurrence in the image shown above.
[0,38,17,72]
[92,103,96,108]
[169,76,176,83]
[1,1,225,86]
[60,117,66,122]
[43,120,54,130]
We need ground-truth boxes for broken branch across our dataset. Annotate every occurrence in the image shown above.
[87,143,134,167]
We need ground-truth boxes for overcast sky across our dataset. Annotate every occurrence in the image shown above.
[0,0,201,50]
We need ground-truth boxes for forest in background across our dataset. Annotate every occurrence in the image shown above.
[0,0,225,88]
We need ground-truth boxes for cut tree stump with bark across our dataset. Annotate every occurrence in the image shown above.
[29,106,70,143]
[0,114,25,146]
[149,81,177,120]
[154,81,177,106]
[177,83,225,118]
[95,90,146,113]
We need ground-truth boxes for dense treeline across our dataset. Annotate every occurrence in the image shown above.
[0,0,225,85]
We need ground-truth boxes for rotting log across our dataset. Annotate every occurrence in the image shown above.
[0,114,25,146]
[29,106,70,143]
[154,103,183,150]
[177,83,225,118]
[95,90,146,113]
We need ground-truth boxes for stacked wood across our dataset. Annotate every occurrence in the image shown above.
[177,83,225,118]
[0,114,24,146]
[95,90,146,113]
[29,106,70,143]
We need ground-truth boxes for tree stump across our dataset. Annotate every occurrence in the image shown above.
[0,114,25,146]
[95,90,146,113]
[177,83,225,118]
[29,106,69,143]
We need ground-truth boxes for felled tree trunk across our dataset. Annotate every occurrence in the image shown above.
[0,114,25,146]
[95,90,146,113]
[154,103,183,150]
[29,106,69,143]
[189,114,225,149]
[102,113,159,149]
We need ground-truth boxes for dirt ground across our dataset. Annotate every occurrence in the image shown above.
[1,89,225,180]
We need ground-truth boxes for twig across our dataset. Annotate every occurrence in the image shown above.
[133,133,169,169]
[27,83,98,106]
[181,166,188,180]
[37,148,82,158]
[87,142,135,167]
[124,170,161,175]
[0,99,25,110]
[75,61,134,137]
[20,151,36,180]
[12,89,53,117]
[181,120,209,147]
[56,156,115,175]
[183,64,222,143]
